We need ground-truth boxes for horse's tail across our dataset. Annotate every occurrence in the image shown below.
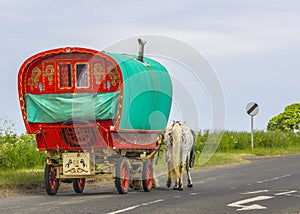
[172,122,182,144]
[172,123,182,168]
[189,145,195,168]
[189,130,196,168]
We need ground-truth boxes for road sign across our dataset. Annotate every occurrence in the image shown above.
[246,102,259,151]
[246,102,259,116]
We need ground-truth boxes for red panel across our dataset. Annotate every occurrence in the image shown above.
[36,123,110,151]
[18,47,123,134]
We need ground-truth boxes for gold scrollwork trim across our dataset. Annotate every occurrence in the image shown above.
[45,65,55,85]
[108,66,120,86]
[93,63,104,85]
[28,67,41,90]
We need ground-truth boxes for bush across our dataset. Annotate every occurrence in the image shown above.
[0,118,46,170]
[0,134,46,170]
[194,130,208,154]
[218,131,250,152]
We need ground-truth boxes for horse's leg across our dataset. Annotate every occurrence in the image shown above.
[167,161,172,188]
[173,178,178,190]
[186,134,195,188]
[173,166,179,190]
[186,155,193,188]
[187,168,193,188]
[187,160,193,188]
[178,161,184,190]
[172,142,180,190]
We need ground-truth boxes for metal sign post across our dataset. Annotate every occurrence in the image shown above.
[246,102,259,151]
[250,115,254,151]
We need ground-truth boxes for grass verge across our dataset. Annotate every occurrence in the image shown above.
[197,153,245,167]
[0,169,44,191]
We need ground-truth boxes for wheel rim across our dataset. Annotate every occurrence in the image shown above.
[49,166,58,190]
[77,178,85,188]
[121,164,129,189]
[145,164,153,189]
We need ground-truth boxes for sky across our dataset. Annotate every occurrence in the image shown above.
[1,0,300,134]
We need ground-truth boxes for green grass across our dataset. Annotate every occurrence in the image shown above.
[0,169,44,190]
[232,147,300,156]
[197,153,245,167]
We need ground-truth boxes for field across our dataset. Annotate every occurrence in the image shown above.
[1,129,300,193]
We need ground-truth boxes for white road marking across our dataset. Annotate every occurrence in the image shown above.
[107,199,164,214]
[189,192,200,196]
[240,190,269,195]
[237,204,268,211]
[274,190,298,196]
[256,174,292,184]
[227,196,274,211]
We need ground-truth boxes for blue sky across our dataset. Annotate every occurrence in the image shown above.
[1,0,300,133]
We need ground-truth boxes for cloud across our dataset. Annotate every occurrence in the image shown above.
[2,0,300,58]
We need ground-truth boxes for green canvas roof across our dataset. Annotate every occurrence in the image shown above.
[107,53,172,131]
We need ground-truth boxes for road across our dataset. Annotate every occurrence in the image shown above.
[1,154,300,214]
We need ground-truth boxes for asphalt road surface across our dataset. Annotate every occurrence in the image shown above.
[1,154,300,214]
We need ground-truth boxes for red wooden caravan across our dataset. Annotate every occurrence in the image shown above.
[18,42,172,195]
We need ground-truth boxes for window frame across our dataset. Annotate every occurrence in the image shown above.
[58,63,72,88]
[75,63,89,88]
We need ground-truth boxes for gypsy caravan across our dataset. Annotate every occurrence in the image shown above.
[18,41,172,195]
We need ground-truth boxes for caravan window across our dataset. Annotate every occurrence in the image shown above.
[59,64,71,88]
[76,64,88,87]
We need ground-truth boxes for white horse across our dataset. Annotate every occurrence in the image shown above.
[165,121,195,190]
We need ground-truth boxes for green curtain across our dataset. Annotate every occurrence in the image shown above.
[25,92,119,123]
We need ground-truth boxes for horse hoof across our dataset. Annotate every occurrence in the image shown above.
[173,187,179,190]
[153,183,160,188]
[178,187,184,191]
[187,184,193,188]
[153,178,160,188]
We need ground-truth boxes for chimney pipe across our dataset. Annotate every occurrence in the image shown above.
[137,38,147,62]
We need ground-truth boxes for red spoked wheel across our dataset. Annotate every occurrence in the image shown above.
[142,159,153,192]
[44,164,59,195]
[115,157,130,194]
[73,178,86,193]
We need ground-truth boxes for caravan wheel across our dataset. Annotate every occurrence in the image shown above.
[44,164,59,195]
[142,159,153,192]
[115,157,130,194]
[73,178,86,193]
